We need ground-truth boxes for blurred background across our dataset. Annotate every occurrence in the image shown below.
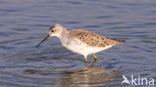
[0,0,156,87]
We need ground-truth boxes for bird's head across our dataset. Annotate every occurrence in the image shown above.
[36,24,65,47]
[48,24,65,37]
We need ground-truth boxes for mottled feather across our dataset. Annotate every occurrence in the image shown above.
[69,29,125,47]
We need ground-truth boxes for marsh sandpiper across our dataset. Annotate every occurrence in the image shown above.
[36,24,125,66]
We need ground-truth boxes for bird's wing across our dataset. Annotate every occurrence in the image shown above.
[69,29,123,47]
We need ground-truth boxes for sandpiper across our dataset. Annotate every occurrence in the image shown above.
[36,24,125,66]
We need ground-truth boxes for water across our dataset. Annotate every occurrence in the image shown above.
[0,0,156,87]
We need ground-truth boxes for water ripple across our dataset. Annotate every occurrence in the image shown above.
[0,0,156,87]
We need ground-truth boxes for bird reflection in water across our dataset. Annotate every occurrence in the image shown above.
[25,65,120,87]
[61,65,120,87]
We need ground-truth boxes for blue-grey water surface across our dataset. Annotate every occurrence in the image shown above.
[0,0,156,87]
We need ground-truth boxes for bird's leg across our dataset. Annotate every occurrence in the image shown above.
[91,53,98,63]
[85,57,88,66]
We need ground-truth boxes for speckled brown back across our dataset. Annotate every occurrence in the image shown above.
[69,29,125,47]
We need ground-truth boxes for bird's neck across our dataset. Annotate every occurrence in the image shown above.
[58,29,70,46]
[58,28,69,40]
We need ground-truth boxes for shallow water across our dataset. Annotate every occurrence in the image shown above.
[0,0,156,87]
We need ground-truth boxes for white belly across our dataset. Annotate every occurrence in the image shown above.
[61,38,112,56]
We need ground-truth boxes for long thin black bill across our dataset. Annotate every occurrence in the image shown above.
[36,35,50,47]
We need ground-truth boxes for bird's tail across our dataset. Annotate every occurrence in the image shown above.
[118,39,125,43]
[111,38,125,44]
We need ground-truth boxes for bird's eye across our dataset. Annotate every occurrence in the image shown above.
[51,30,55,32]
